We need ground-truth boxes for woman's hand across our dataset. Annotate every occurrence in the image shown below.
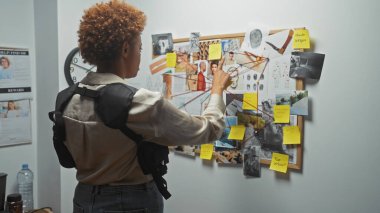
[211,64,231,95]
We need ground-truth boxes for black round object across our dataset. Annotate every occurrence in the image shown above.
[6,194,21,202]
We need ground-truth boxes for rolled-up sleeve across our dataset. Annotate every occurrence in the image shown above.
[128,89,226,146]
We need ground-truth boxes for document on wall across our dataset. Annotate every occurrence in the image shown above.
[0,47,32,101]
[0,99,32,147]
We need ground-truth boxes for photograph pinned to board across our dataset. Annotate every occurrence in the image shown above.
[240,27,269,55]
[221,39,241,57]
[196,39,221,61]
[149,55,170,75]
[259,115,298,164]
[0,99,32,147]
[172,42,197,74]
[241,27,295,59]
[243,143,261,177]
[275,90,308,116]
[289,52,325,80]
[215,116,238,149]
[195,60,210,91]
[189,32,200,53]
[220,39,240,67]
[266,54,296,92]
[152,33,174,56]
[172,145,197,157]
[214,149,243,164]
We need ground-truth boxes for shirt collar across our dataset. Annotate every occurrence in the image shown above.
[81,72,126,85]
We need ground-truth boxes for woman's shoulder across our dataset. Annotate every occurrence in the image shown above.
[133,88,163,106]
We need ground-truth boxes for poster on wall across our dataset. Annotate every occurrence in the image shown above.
[0,47,32,101]
[0,99,32,147]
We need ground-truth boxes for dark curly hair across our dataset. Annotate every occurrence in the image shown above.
[78,0,146,65]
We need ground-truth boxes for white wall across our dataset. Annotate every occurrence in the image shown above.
[132,1,380,212]
[1,0,375,212]
[56,1,103,212]
[34,0,60,211]
[0,0,38,208]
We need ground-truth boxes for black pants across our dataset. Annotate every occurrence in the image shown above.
[73,181,163,213]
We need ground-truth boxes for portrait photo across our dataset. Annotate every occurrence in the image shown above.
[152,33,174,56]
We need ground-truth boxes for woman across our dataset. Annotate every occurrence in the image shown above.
[0,56,12,79]
[62,1,230,213]
[5,100,20,118]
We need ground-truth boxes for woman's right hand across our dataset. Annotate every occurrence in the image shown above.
[211,64,231,95]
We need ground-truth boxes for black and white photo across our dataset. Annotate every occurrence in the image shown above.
[243,144,261,177]
[289,52,325,80]
[152,33,173,56]
[189,32,200,53]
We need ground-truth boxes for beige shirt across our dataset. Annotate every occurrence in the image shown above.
[63,72,226,185]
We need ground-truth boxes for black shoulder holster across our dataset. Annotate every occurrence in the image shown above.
[48,83,171,199]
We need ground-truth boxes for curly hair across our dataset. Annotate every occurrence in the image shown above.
[78,0,146,65]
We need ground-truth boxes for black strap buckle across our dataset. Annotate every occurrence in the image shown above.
[74,86,99,98]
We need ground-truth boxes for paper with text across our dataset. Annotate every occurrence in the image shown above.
[292,29,310,49]
[269,153,289,173]
[274,105,290,123]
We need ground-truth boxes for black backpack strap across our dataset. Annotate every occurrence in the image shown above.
[94,83,136,129]
[94,83,171,199]
[49,83,80,168]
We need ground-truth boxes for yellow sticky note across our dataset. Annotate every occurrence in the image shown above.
[274,105,290,123]
[228,125,246,140]
[292,29,310,49]
[283,126,301,145]
[166,53,177,68]
[242,93,258,110]
[208,43,222,60]
[200,144,214,160]
[269,153,289,173]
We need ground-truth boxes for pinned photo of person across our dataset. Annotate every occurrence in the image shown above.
[196,60,208,91]
[221,39,240,67]
[189,32,200,53]
[207,60,218,80]
[289,52,325,80]
[221,39,240,56]
[222,51,236,67]
[172,43,198,90]
[174,45,197,74]
[0,100,29,118]
[0,56,13,79]
[0,99,31,146]
[152,33,173,56]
